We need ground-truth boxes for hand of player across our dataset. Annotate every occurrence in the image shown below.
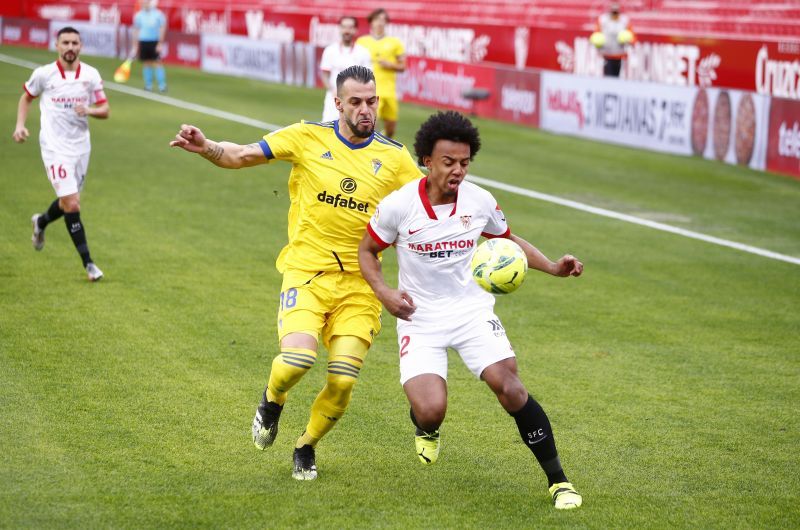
[12,125,29,143]
[75,104,89,117]
[170,124,207,153]
[553,254,583,277]
[156,42,163,55]
[380,288,417,321]
[378,59,395,70]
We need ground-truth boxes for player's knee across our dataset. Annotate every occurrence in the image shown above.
[324,371,358,410]
[326,369,358,394]
[413,403,446,431]
[60,195,80,213]
[496,377,527,411]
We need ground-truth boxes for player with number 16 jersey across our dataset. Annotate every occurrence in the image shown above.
[14,26,109,281]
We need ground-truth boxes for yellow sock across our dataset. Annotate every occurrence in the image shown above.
[299,336,368,445]
[266,347,317,406]
[295,431,319,449]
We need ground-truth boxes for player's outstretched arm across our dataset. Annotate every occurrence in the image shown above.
[358,233,416,321]
[509,233,583,277]
[170,124,267,169]
[13,92,33,143]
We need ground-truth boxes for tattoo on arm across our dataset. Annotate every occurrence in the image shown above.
[202,143,224,161]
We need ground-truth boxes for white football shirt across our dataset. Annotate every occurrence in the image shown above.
[24,61,107,155]
[320,43,372,95]
[367,177,510,318]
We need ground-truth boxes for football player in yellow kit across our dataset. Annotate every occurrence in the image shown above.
[357,8,406,138]
[171,66,422,480]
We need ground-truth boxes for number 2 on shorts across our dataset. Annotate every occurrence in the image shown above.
[399,335,410,357]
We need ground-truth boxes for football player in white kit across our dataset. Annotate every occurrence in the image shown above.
[319,16,372,122]
[13,26,109,281]
[359,111,584,510]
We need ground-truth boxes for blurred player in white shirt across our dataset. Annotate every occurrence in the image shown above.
[359,111,584,510]
[13,26,109,281]
[319,16,372,122]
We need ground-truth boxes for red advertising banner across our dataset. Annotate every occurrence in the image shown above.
[397,57,496,118]
[162,31,201,68]
[766,98,800,178]
[1,17,50,48]
[5,1,799,99]
[493,67,540,128]
[529,27,800,99]
[397,58,540,128]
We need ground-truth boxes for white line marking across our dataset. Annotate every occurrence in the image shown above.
[3,52,798,266]
[0,53,283,131]
[466,176,800,266]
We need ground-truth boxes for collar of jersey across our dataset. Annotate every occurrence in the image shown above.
[333,120,374,150]
[418,177,458,220]
[56,60,81,79]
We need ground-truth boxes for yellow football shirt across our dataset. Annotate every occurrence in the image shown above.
[260,120,421,273]
[356,34,405,98]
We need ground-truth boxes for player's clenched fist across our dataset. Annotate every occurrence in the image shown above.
[12,126,29,143]
[170,124,206,153]
[554,254,583,277]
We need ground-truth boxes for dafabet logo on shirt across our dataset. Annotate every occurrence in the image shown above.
[317,190,369,212]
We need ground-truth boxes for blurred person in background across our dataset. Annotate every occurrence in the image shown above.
[593,2,634,77]
[319,16,372,122]
[357,8,406,138]
[131,0,168,92]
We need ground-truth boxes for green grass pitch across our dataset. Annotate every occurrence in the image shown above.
[1,45,798,528]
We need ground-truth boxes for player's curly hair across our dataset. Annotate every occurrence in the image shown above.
[413,111,481,165]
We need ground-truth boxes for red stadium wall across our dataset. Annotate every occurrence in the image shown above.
[3,0,799,99]
[766,98,800,177]
[2,1,799,179]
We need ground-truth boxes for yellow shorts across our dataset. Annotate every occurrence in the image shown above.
[277,269,382,349]
[377,96,399,122]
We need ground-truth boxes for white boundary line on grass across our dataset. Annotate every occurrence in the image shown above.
[466,176,800,266]
[3,52,799,266]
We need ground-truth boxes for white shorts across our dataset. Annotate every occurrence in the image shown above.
[396,309,515,385]
[322,92,339,122]
[41,150,90,197]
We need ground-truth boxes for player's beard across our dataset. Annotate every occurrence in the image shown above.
[61,51,78,64]
[345,115,374,139]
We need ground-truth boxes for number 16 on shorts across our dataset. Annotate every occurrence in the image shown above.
[42,151,88,197]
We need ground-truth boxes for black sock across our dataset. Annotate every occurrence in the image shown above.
[259,388,283,419]
[510,395,568,486]
[64,212,93,267]
[38,199,64,229]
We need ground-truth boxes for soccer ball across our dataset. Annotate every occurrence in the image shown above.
[471,238,528,295]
